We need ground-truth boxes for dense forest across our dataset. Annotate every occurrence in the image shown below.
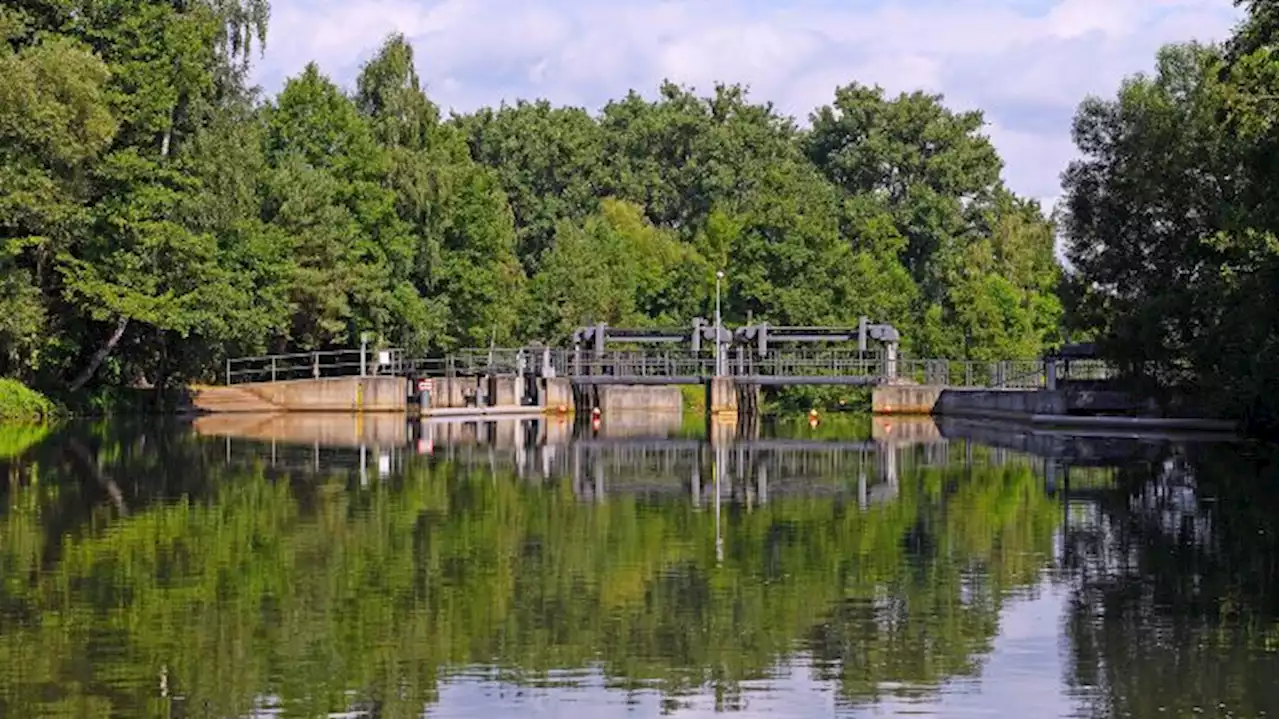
[0,1,1275,427]
[0,0,1062,384]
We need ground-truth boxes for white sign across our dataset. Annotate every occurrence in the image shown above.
[377,350,391,365]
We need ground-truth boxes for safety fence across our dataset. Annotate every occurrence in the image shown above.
[224,346,1117,389]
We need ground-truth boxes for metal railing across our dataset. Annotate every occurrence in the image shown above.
[1057,359,1117,382]
[736,349,885,380]
[897,359,1046,389]
[225,346,1119,389]
[571,350,716,379]
[225,348,405,385]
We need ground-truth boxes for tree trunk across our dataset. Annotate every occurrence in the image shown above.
[69,316,129,393]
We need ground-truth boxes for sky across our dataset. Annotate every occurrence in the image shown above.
[249,0,1244,216]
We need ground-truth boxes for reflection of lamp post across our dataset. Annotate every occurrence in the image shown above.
[714,270,725,376]
[714,443,724,565]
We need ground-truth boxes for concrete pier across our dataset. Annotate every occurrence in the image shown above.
[596,385,684,413]
[541,378,573,412]
[707,377,738,416]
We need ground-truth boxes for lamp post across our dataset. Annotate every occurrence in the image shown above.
[714,270,725,376]
[359,331,373,377]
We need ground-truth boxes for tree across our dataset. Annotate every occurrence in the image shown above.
[453,100,605,272]
[261,63,429,351]
[357,35,525,351]
[0,33,117,380]
[528,198,707,340]
[1059,0,1278,430]
[1059,43,1249,386]
[805,83,1003,297]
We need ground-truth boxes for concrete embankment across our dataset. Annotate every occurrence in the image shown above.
[191,377,408,413]
[872,385,1236,432]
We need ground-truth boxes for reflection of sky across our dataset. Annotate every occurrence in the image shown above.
[425,579,1079,719]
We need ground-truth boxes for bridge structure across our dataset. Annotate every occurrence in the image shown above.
[213,318,1115,418]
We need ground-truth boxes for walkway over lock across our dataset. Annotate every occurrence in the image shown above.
[213,322,1117,419]
[224,345,1111,390]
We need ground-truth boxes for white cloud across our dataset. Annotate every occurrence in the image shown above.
[251,0,1243,206]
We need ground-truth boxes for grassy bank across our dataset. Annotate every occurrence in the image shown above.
[0,379,56,421]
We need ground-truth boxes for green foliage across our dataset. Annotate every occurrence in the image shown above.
[1060,2,1278,431]
[0,379,55,421]
[356,36,524,351]
[6,3,1206,402]
[528,198,706,340]
[805,84,1061,358]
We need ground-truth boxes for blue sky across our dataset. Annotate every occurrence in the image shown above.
[250,0,1243,213]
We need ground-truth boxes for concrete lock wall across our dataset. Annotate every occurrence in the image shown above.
[426,377,476,409]
[871,386,1067,417]
[596,385,684,414]
[935,389,1067,417]
[229,377,407,412]
[488,375,520,407]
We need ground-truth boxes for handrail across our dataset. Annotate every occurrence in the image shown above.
[224,346,1118,389]
[225,348,405,385]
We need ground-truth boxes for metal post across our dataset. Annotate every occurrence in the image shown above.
[360,334,368,377]
[1045,358,1058,391]
[225,357,231,385]
[271,357,277,383]
[714,271,724,377]
[312,352,320,379]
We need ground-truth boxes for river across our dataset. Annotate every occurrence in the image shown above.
[0,413,1274,718]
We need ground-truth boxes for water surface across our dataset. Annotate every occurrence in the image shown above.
[0,414,1274,718]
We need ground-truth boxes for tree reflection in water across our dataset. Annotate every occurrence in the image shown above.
[0,418,1272,718]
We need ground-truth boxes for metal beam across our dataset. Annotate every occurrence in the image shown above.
[569,375,706,385]
[742,376,882,386]
[733,323,901,355]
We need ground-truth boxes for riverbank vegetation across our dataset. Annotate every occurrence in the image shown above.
[0,379,55,422]
[1059,0,1278,434]
[0,1,1274,431]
